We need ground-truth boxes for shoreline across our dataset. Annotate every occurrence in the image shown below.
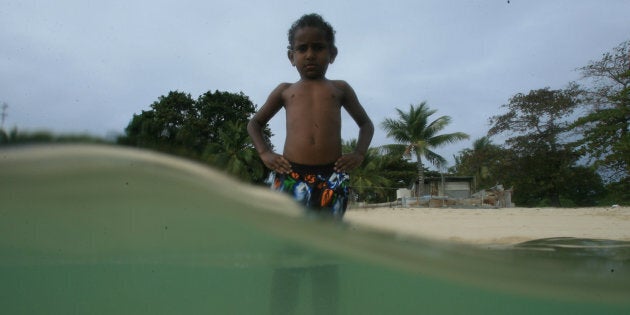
[344,206,630,246]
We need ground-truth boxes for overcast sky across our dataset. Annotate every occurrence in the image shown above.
[2,0,629,169]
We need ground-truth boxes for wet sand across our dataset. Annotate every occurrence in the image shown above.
[344,206,630,245]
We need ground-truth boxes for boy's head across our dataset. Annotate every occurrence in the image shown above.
[287,13,336,53]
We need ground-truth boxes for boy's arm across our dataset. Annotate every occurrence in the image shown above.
[247,83,292,174]
[335,81,374,172]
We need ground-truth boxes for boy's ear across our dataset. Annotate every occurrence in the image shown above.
[329,46,338,64]
[287,49,295,66]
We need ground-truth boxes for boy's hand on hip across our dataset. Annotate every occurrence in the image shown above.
[334,153,364,172]
[261,152,292,174]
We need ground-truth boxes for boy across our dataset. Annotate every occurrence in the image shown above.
[247,13,374,219]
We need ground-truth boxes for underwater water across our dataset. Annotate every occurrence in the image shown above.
[1,145,629,314]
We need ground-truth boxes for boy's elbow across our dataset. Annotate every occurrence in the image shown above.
[362,120,375,133]
[361,121,375,141]
[247,118,260,129]
[247,119,259,136]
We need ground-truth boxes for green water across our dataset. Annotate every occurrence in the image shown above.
[1,145,629,314]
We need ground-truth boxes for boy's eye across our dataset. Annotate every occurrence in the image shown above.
[312,44,326,51]
[294,43,327,53]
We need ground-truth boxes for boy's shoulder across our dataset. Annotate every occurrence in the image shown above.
[275,82,294,90]
[330,79,351,89]
[268,82,293,97]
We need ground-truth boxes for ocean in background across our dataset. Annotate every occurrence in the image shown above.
[1,145,628,314]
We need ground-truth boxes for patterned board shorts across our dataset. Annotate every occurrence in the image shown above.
[269,162,350,218]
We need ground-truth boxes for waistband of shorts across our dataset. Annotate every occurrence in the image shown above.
[289,161,336,175]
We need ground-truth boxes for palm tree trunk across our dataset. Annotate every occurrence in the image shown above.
[416,152,424,197]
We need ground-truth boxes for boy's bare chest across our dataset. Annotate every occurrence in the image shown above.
[283,82,343,109]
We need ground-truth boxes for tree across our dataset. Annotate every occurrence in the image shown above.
[196,90,262,150]
[1,127,106,145]
[342,140,395,202]
[488,88,582,206]
[378,144,418,192]
[381,102,469,196]
[351,149,392,203]
[572,40,630,183]
[203,121,265,182]
[451,137,505,191]
[561,165,606,207]
[119,90,271,183]
[342,140,418,203]
[119,91,198,156]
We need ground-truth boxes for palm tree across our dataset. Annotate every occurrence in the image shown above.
[203,120,265,182]
[343,139,391,203]
[451,137,504,191]
[381,102,469,196]
[352,148,392,203]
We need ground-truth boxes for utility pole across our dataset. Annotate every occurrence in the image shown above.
[0,102,8,129]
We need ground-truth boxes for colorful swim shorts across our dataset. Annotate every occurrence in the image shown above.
[269,162,350,218]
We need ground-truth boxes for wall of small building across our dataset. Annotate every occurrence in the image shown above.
[417,177,474,199]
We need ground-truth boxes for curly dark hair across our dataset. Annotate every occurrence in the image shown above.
[287,13,336,51]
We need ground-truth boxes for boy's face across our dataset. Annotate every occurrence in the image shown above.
[288,27,337,80]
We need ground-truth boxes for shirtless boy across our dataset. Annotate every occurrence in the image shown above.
[247,13,374,218]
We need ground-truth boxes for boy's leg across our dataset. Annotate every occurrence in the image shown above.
[310,265,339,315]
[269,267,303,315]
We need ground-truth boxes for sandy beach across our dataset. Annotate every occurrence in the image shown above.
[344,206,630,246]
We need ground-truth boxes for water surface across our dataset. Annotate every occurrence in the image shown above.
[1,145,628,314]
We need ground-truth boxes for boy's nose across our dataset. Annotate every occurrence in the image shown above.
[306,48,315,59]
